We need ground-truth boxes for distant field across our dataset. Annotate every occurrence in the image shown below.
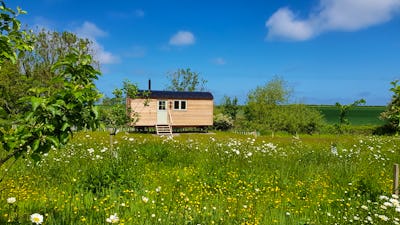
[312,105,386,125]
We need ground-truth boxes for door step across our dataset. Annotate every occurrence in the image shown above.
[155,124,172,136]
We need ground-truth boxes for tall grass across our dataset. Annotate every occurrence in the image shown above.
[1,132,399,224]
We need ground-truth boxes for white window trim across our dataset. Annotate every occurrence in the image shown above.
[173,100,187,111]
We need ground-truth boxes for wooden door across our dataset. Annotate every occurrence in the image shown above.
[157,100,168,124]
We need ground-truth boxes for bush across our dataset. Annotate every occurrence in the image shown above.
[213,113,234,131]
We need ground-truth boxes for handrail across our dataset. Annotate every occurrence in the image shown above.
[168,109,173,125]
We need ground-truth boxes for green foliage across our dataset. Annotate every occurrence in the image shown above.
[99,80,142,131]
[0,50,102,166]
[220,95,239,120]
[380,80,400,133]
[213,113,234,131]
[0,1,33,66]
[166,68,207,92]
[335,99,366,125]
[246,76,291,107]
[243,76,324,134]
[0,29,96,122]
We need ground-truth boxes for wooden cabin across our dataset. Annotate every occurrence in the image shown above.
[127,90,214,134]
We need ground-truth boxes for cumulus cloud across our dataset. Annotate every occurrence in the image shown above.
[266,0,400,41]
[75,21,107,40]
[75,21,119,64]
[169,30,195,46]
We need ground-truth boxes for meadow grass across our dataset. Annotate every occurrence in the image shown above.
[1,131,399,224]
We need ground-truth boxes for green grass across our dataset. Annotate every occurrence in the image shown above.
[1,131,400,224]
[311,105,386,125]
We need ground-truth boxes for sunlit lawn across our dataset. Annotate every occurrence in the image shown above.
[1,131,399,224]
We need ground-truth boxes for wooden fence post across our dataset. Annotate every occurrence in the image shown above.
[394,164,399,195]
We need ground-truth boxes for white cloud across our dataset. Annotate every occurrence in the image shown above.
[75,21,107,40]
[169,30,195,46]
[212,57,226,65]
[266,0,400,41]
[266,8,314,41]
[74,21,119,64]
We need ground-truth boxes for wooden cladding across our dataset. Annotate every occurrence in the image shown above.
[128,98,213,127]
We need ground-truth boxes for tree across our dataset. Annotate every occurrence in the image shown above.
[0,50,102,166]
[335,99,366,125]
[243,76,325,135]
[380,80,400,133]
[0,29,96,121]
[99,80,141,134]
[0,1,101,167]
[221,96,239,120]
[244,76,291,124]
[166,68,207,92]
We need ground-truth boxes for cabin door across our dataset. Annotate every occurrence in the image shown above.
[157,100,168,124]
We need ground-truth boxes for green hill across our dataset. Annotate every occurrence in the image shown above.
[311,105,386,125]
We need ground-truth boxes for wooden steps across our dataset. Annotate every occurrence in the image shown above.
[155,124,172,136]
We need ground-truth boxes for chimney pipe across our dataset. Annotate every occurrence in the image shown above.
[148,79,151,91]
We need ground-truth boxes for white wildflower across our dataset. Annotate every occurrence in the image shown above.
[30,213,44,224]
[7,197,16,204]
[106,213,119,223]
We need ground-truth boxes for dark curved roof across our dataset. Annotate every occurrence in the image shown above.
[138,90,213,100]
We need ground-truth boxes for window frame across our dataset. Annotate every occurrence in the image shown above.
[158,100,166,110]
[173,100,187,111]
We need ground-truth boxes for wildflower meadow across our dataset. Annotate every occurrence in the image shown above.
[1,131,400,224]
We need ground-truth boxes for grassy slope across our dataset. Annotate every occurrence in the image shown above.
[312,105,386,125]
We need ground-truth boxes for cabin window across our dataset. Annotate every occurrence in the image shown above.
[158,100,166,110]
[173,100,187,110]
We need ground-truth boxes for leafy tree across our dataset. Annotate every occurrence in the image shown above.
[0,1,101,166]
[0,29,96,120]
[380,80,400,133]
[20,29,96,80]
[335,99,366,125]
[221,96,239,120]
[99,80,141,134]
[243,76,325,135]
[0,50,102,166]
[244,76,291,124]
[0,0,33,66]
[166,68,207,92]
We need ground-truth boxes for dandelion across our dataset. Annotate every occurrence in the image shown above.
[106,213,119,223]
[30,213,44,224]
[7,197,16,204]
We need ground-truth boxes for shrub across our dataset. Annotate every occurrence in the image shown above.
[213,113,234,131]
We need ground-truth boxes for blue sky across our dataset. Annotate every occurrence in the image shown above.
[8,0,400,105]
